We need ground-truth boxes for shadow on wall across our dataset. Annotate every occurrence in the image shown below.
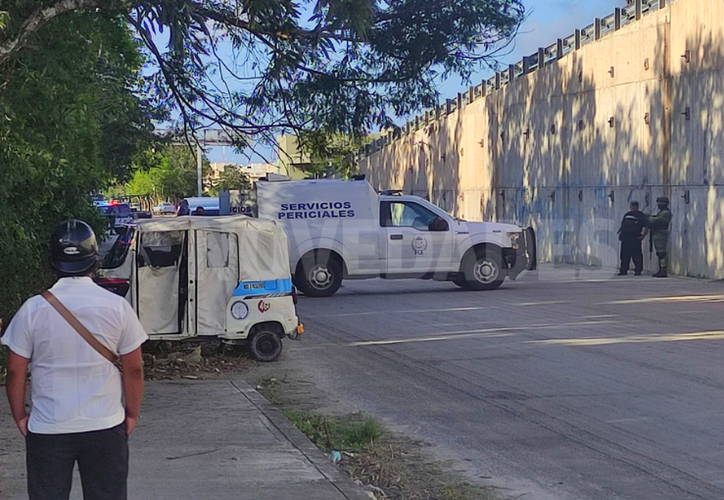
[493,15,671,273]
[361,0,724,279]
[667,24,724,279]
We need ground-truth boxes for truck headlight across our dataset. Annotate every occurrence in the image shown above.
[507,232,521,249]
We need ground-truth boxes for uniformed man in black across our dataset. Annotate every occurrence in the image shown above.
[617,201,648,276]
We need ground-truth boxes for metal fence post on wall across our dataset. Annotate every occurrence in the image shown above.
[635,0,642,20]
[523,55,533,74]
[595,18,602,41]
[575,29,581,50]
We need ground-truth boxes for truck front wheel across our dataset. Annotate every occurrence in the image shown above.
[298,252,343,297]
[460,247,505,291]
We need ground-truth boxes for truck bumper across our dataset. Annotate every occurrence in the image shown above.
[506,227,537,280]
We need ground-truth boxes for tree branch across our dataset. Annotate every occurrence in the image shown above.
[193,4,362,44]
[0,0,105,66]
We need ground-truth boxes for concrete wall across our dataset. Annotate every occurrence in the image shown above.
[359,0,724,278]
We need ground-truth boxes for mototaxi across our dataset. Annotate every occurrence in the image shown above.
[98,216,303,361]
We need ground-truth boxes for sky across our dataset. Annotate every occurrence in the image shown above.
[207,0,623,164]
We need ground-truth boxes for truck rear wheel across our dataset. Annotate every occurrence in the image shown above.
[249,328,283,362]
[298,252,343,297]
[460,247,505,291]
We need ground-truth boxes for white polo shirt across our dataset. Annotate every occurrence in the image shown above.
[1,277,148,434]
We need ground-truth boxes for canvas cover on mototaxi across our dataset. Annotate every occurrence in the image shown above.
[129,216,294,340]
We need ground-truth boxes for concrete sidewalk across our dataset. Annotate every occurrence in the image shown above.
[0,379,368,500]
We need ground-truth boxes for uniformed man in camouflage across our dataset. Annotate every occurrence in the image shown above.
[647,196,672,278]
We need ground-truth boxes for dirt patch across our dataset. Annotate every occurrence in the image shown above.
[257,377,497,500]
[0,340,257,383]
[142,340,256,380]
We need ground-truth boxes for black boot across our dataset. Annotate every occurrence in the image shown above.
[653,268,668,278]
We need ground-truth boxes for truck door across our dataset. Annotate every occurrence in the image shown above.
[380,201,455,276]
[195,230,239,334]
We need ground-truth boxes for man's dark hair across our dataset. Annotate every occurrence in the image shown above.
[630,201,639,209]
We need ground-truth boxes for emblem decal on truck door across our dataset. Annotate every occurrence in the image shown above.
[258,300,271,313]
[231,301,249,320]
[412,236,428,256]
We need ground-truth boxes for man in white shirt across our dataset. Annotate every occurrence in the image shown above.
[1,220,147,500]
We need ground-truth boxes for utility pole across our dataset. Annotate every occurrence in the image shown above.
[196,142,203,197]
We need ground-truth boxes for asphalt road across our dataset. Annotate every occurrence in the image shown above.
[283,266,724,499]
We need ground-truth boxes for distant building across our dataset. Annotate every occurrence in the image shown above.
[276,133,380,179]
[207,162,282,189]
[242,163,282,183]
[208,162,228,183]
[275,135,309,179]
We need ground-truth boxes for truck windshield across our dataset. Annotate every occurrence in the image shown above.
[101,228,135,269]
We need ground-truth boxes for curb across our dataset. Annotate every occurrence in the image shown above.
[229,380,370,500]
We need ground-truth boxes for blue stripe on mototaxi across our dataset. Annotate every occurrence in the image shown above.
[232,278,293,297]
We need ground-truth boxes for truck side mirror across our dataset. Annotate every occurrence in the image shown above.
[429,217,449,232]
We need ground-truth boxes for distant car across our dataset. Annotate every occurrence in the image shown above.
[153,202,177,215]
[181,197,220,216]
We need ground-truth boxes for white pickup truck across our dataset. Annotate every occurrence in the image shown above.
[253,179,536,297]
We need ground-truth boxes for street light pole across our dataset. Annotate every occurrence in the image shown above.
[196,142,203,197]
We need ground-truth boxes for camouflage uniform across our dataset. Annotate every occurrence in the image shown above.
[647,196,672,278]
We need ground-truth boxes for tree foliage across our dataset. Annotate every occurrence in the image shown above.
[0,9,155,328]
[214,166,252,194]
[298,131,370,179]
[0,0,525,150]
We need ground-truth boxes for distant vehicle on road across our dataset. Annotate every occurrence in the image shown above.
[153,202,177,215]
[181,196,219,216]
[104,202,134,233]
[112,194,153,220]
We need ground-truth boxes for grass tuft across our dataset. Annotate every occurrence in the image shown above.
[341,417,385,449]
[282,410,384,452]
